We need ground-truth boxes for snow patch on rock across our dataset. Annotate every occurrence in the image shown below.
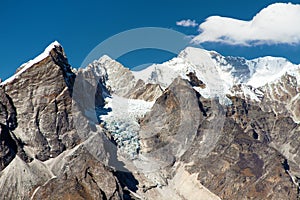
[1,41,61,86]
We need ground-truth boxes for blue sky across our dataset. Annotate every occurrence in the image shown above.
[1,0,300,80]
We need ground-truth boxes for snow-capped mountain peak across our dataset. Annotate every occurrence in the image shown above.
[246,56,299,87]
[132,46,300,104]
[0,41,61,86]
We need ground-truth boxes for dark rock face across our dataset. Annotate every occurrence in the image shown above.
[0,124,17,171]
[0,88,31,170]
[0,88,17,130]
[72,70,108,125]
[186,72,206,88]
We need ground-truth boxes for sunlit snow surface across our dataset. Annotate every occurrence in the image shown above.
[133,47,300,103]
[100,95,154,159]
[247,57,300,88]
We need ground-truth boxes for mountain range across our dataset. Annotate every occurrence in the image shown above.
[0,41,299,199]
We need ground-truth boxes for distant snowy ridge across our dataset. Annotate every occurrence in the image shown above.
[0,41,61,86]
[133,47,300,103]
[247,56,300,87]
[2,41,299,105]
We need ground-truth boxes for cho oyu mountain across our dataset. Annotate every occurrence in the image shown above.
[0,41,299,199]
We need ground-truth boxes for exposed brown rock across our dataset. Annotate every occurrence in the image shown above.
[186,71,206,88]
[125,79,163,102]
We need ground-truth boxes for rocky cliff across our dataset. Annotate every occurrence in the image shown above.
[0,42,124,199]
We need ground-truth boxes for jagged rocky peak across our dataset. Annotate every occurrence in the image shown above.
[80,54,163,101]
[83,54,136,96]
[1,41,77,162]
[0,42,129,200]
[139,77,203,155]
[1,41,73,87]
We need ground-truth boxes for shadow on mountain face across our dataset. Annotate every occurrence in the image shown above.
[101,132,139,199]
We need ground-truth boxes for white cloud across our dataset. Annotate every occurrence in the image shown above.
[193,3,300,46]
[176,19,198,27]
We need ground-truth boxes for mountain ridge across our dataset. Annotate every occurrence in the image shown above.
[1,42,299,92]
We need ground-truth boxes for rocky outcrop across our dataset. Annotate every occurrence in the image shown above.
[32,146,123,200]
[0,88,30,170]
[82,56,164,102]
[0,124,17,171]
[260,72,300,122]
[0,88,18,170]
[140,77,201,157]
[125,79,163,102]
[182,113,298,199]
[0,88,17,130]
[186,71,206,88]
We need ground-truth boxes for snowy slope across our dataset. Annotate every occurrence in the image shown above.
[133,47,232,104]
[247,57,300,87]
[133,47,300,103]
[0,41,61,86]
